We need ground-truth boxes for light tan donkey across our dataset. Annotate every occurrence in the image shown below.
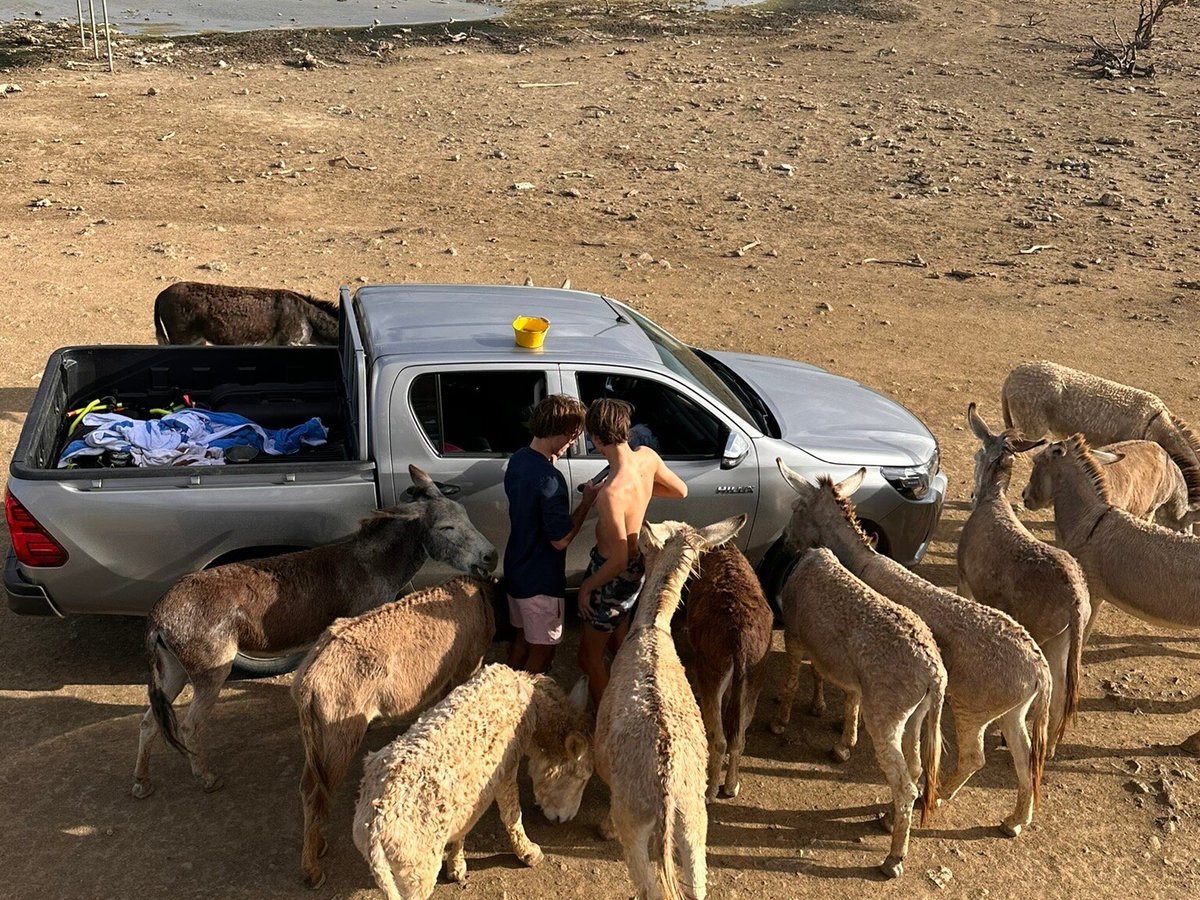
[352,664,592,900]
[1025,438,1193,532]
[776,459,1051,838]
[596,515,747,900]
[959,403,1091,757]
[1025,435,1200,752]
[1002,360,1200,511]
[768,542,945,879]
[642,526,773,803]
[292,576,496,889]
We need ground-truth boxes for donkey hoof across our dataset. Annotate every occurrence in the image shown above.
[768,720,786,736]
[303,870,326,891]
[519,845,544,869]
[830,746,851,763]
[999,820,1023,838]
[131,779,155,800]
[445,861,468,884]
[201,775,224,793]
[719,782,741,800]
[879,856,904,879]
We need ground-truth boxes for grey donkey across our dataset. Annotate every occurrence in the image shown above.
[153,280,339,345]
[131,465,497,799]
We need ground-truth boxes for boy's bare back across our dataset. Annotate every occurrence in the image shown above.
[594,447,683,560]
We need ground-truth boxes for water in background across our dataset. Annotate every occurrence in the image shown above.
[0,0,504,36]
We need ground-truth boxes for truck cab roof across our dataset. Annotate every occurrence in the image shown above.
[352,284,663,367]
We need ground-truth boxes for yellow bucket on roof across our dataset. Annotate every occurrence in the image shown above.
[513,315,550,349]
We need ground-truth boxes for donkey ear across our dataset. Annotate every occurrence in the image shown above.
[695,514,746,550]
[834,467,867,497]
[568,675,589,714]
[777,458,816,495]
[641,521,672,552]
[407,464,442,498]
[1008,437,1047,454]
[967,402,991,441]
[564,731,589,761]
[1091,449,1124,465]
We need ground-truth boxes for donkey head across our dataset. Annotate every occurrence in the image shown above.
[403,465,498,578]
[528,675,593,824]
[1022,437,1121,510]
[639,515,747,568]
[776,458,868,551]
[967,402,1045,507]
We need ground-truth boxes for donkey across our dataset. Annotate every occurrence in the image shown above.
[293,576,496,889]
[769,543,944,879]
[352,664,592,900]
[1025,438,1193,532]
[959,403,1091,756]
[131,465,497,800]
[647,527,772,802]
[596,515,746,900]
[1001,360,1200,509]
[1024,435,1200,752]
[775,459,1051,838]
[153,281,339,345]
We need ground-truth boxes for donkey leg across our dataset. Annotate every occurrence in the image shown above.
[179,660,234,792]
[831,689,861,763]
[808,668,827,717]
[723,674,763,800]
[865,714,917,879]
[698,668,729,802]
[675,802,708,900]
[998,702,1036,837]
[1043,631,1070,759]
[132,652,189,799]
[622,817,661,900]
[443,840,468,884]
[769,635,804,735]
[940,711,988,804]
[496,769,542,867]
[902,694,929,785]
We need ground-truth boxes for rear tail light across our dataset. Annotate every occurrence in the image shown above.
[5,489,68,567]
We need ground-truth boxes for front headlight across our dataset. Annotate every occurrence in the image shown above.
[881,447,938,500]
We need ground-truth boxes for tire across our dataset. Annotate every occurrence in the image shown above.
[756,539,798,626]
[231,648,309,679]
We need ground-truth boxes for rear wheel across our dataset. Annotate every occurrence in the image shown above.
[231,648,309,679]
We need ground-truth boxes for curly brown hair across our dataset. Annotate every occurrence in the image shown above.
[527,394,587,439]
[586,398,633,447]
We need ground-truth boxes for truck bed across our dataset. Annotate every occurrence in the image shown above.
[13,345,357,477]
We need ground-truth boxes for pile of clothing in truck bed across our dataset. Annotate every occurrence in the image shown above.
[58,408,328,468]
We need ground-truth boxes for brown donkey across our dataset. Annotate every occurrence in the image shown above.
[292,575,496,889]
[153,280,339,345]
[131,465,497,800]
[960,403,1091,757]
[644,526,772,803]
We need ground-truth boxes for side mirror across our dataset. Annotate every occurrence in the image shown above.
[721,431,750,470]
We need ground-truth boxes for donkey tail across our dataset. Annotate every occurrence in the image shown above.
[919,676,944,826]
[1059,583,1088,745]
[1001,385,1014,430]
[1160,414,1200,508]
[1029,658,1052,810]
[723,657,746,747]
[655,789,683,899]
[152,289,171,345]
[147,628,190,756]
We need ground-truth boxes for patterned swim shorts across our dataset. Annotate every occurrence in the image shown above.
[582,546,645,633]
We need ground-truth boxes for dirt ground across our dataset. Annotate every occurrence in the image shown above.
[2,0,1200,896]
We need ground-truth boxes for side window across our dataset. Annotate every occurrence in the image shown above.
[410,371,546,457]
[577,373,725,459]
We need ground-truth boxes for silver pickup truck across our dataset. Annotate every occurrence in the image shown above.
[6,284,945,663]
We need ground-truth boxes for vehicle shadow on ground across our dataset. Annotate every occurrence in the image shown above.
[0,613,147,690]
[0,385,35,420]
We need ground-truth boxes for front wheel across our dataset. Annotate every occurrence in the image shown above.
[231,648,309,679]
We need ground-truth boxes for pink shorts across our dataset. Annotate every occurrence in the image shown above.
[507,594,564,646]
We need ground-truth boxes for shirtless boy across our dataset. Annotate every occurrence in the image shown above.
[576,398,687,710]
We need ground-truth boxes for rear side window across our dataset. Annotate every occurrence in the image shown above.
[410,371,547,457]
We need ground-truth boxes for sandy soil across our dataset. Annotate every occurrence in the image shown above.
[1,0,1200,896]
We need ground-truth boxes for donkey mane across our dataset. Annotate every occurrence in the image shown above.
[1167,414,1200,506]
[1066,435,1112,504]
[300,293,339,314]
[817,475,874,547]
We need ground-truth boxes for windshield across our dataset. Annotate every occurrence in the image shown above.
[611,301,756,428]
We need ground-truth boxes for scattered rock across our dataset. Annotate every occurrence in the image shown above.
[0,83,23,95]
[666,161,686,172]
[1098,191,1125,209]
[511,182,535,191]
[27,197,51,208]
[926,866,953,889]
[199,260,227,272]
[817,301,833,312]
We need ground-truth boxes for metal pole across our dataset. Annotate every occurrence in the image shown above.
[76,0,85,48]
[101,0,113,73]
[87,0,99,59]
